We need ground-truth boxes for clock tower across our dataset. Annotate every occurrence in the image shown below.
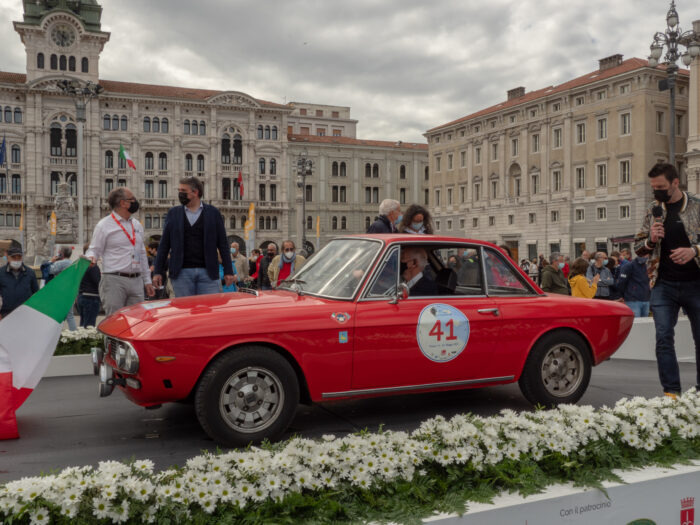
[13,0,110,83]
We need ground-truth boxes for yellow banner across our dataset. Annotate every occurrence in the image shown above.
[243,203,255,240]
[19,200,24,231]
[50,211,57,236]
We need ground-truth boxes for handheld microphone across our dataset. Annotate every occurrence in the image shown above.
[652,205,663,223]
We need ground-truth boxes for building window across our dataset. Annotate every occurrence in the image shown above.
[447,220,452,230]
[257,125,263,139]
[365,187,371,204]
[341,216,347,230]
[68,56,75,71]
[117,154,125,170]
[158,152,167,170]
[460,151,466,167]
[271,126,277,140]
[447,187,453,205]
[425,166,429,181]
[65,125,76,156]
[372,187,379,203]
[620,205,630,219]
[11,145,20,163]
[472,217,478,228]
[620,113,631,135]
[144,152,154,170]
[676,114,684,136]
[270,158,276,175]
[399,165,406,179]
[185,154,193,172]
[197,155,205,172]
[575,208,585,222]
[475,147,482,164]
[259,158,265,174]
[104,150,113,169]
[529,213,536,224]
[184,120,190,135]
[339,162,346,177]
[576,167,585,189]
[619,84,630,94]
[145,180,154,198]
[373,164,379,178]
[597,207,607,220]
[489,216,495,226]
[13,108,22,124]
[551,210,559,223]
[575,95,585,105]
[435,189,441,206]
[265,126,271,140]
[143,117,150,132]
[259,184,266,201]
[305,184,312,202]
[331,216,338,230]
[553,128,562,148]
[81,57,88,73]
[532,134,540,153]
[152,117,160,133]
[553,102,561,112]
[460,186,466,203]
[37,52,44,69]
[576,122,586,144]
[596,90,607,100]
[490,180,498,198]
[511,138,518,157]
[552,170,562,192]
[514,177,521,196]
[424,188,429,205]
[365,163,371,178]
[656,111,664,133]
[103,114,111,130]
[531,174,539,194]
[50,123,62,156]
[59,55,66,70]
[597,118,607,140]
[435,156,441,172]
[399,188,406,204]
[491,142,498,161]
[332,161,338,177]
[50,54,57,69]
[161,118,169,133]
[447,154,453,170]
[105,178,113,196]
[270,184,277,201]
[596,164,607,187]
[120,116,127,131]
[474,183,481,201]
[158,180,167,198]
[620,160,631,184]
[112,115,119,130]
[508,214,514,225]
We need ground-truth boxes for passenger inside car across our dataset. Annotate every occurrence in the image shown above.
[400,247,438,296]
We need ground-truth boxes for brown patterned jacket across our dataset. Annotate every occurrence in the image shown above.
[634,191,700,288]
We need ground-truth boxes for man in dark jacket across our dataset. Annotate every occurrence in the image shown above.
[0,243,39,319]
[540,253,569,295]
[77,242,102,327]
[617,256,651,317]
[401,246,437,296]
[257,244,277,290]
[367,199,401,234]
[153,177,234,297]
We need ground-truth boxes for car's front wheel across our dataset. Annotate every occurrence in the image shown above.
[194,346,299,447]
[518,331,591,406]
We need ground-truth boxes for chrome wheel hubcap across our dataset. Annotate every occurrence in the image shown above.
[219,366,284,433]
[540,343,584,397]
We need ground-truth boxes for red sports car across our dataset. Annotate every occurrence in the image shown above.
[96,235,633,447]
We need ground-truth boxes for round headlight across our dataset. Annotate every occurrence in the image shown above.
[116,344,127,369]
[124,346,140,374]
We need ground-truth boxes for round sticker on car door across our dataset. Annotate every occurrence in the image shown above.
[416,303,470,363]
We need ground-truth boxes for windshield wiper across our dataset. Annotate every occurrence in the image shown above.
[279,278,306,296]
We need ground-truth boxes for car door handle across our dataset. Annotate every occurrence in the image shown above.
[477,308,500,317]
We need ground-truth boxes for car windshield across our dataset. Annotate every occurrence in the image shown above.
[279,239,382,299]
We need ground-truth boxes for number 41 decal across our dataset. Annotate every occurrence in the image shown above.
[428,319,458,342]
[417,304,470,363]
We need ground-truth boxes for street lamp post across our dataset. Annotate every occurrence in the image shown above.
[647,1,700,168]
[56,79,104,246]
[296,150,313,251]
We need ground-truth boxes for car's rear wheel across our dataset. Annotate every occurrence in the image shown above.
[194,346,299,448]
[518,331,591,406]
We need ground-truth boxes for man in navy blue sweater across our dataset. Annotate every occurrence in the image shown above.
[617,256,651,317]
[153,177,234,297]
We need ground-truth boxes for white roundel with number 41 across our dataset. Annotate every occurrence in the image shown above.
[416,303,470,363]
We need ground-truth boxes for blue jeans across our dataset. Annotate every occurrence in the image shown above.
[77,295,101,327]
[64,307,77,331]
[626,300,650,318]
[650,279,700,393]
[171,267,222,297]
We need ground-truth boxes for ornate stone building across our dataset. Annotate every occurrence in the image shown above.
[0,0,428,258]
[425,53,697,262]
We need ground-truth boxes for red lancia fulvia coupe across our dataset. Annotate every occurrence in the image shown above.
[95,235,633,447]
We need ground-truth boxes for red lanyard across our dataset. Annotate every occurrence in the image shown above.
[111,213,136,246]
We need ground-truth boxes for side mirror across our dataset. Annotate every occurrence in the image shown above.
[389,283,409,304]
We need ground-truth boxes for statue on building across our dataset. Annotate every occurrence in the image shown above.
[54,180,77,244]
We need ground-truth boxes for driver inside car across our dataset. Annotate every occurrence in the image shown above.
[400,247,438,296]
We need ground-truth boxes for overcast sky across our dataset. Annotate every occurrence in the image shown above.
[0,0,699,142]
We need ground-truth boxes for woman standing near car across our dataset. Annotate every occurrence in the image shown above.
[397,204,434,234]
[569,257,600,299]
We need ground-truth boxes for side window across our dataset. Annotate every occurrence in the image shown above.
[436,246,484,296]
[367,249,398,297]
[484,248,532,295]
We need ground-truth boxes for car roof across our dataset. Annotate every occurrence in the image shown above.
[334,233,500,248]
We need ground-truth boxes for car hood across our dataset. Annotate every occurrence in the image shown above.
[98,290,331,338]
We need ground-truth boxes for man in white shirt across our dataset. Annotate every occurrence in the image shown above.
[86,187,154,316]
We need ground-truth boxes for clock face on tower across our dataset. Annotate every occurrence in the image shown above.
[51,24,76,48]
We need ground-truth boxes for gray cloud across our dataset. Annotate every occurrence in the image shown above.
[0,0,698,141]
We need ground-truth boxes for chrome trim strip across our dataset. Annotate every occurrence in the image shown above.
[321,375,515,399]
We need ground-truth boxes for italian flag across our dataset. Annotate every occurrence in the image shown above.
[0,258,89,439]
[119,143,136,170]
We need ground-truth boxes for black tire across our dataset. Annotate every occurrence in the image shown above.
[518,331,592,406]
[194,346,299,448]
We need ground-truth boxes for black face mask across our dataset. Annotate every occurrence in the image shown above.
[178,192,190,206]
[267,252,275,258]
[400,262,408,275]
[653,189,672,203]
[127,199,140,214]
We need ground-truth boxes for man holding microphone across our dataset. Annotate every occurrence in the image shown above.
[634,163,700,398]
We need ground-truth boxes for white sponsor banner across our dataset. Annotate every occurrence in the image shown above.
[424,462,699,525]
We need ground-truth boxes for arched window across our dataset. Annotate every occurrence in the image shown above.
[340,162,346,177]
[161,118,169,133]
[373,163,379,177]
[197,154,205,172]
[241,215,246,226]
[66,173,76,195]
[191,120,197,135]
[222,178,231,200]
[400,165,406,179]
[11,145,20,163]
[37,53,44,69]
[105,178,114,196]
[257,125,263,139]
[118,178,127,187]
[50,123,62,156]
[65,124,76,157]
[185,154,193,171]
[103,114,111,130]
[424,166,429,180]
[272,217,277,229]
[50,172,60,195]
[0,173,5,193]
[143,117,150,132]
[271,126,278,140]
[230,216,236,229]
[158,152,167,170]
[259,216,265,230]
[365,163,371,177]
[332,216,338,230]
[307,216,312,230]
[265,217,271,230]
[144,180,154,198]
[259,158,265,174]
[153,215,160,229]
[68,56,76,71]
[152,117,160,133]
[340,216,346,230]
[11,174,20,194]
[50,54,57,69]
[120,115,127,131]
[104,150,114,169]
[305,184,312,202]
[365,216,371,230]
[4,107,11,122]
[233,134,242,164]
[144,214,152,229]
[265,126,270,140]
[270,159,276,175]
[158,180,167,198]
[199,121,206,135]
[332,161,338,177]
[221,133,231,164]
[184,120,190,135]
[59,55,67,70]
[81,57,89,73]
[118,152,126,169]
[13,108,21,124]
[144,152,154,170]
[112,115,119,130]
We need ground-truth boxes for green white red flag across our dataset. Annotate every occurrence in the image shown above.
[119,144,136,170]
